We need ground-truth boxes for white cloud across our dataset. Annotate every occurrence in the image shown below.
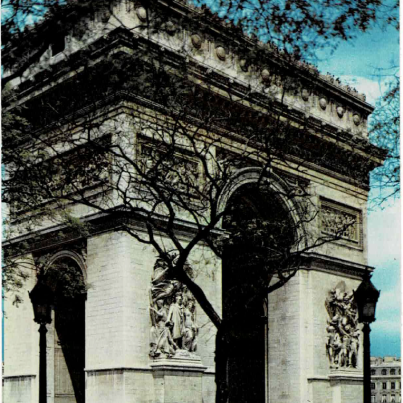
[337,75,392,106]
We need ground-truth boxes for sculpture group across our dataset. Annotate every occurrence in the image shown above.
[325,282,360,369]
[149,258,198,358]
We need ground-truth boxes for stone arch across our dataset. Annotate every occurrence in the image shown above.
[220,168,304,403]
[217,166,307,250]
[45,250,87,281]
[43,250,86,403]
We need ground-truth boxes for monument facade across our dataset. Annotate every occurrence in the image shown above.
[3,1,386,402]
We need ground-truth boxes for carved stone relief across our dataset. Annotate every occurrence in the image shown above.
[320,199,361,245]
[149,259,198,359]
[139,141,201,193]
[325,281,360,369]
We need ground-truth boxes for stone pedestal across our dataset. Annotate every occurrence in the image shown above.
[329,370,363,403]
[150,351,207,403]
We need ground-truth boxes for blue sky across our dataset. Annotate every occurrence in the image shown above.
[315,24,400,358]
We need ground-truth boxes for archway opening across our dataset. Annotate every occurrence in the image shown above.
[222,183,295,403]
[45,257,86,403]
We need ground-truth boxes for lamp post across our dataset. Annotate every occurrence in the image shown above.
[29,276,53,403]
[354,273,380,403]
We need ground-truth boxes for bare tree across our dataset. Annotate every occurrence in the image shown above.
[2,0,390,401]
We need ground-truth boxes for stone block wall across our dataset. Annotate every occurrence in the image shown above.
[4,227,366,403]
[268,271,302,402]
[268,267,364,403]
[3,255,39,403]
[85,230,221,402]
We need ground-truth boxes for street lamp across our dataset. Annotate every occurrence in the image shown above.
[354,273,380,403]
[29,276,54,403]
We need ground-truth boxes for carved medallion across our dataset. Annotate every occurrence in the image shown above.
[353,114,361,126]
[325,281,360,369]
[239,59,249,72]
[136,7,147,22]
[337,106,344,117]
[216,46,226,61]
[319,97,327,110]
[191,34,202,49]
[165,21,176,35]
[261,69,270,83]
[301,88,309,101]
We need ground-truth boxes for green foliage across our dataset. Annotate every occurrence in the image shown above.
[369,77,400,205]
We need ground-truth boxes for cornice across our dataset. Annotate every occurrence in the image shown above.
[3,0,372,110]
[300,252,373,280]
[5,30,385,165]
[5,211,372,282]
[3,207,226,256]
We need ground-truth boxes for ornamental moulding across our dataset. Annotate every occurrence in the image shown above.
[127,3,371,120]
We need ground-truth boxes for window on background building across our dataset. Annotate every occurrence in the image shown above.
[383,395,388,403]
[391,369,396,375]
[399,370,401,375]
[382,370,388,375]
[373,370,377,375]
[372,383,376,390]
[392,383,396,390]
[371,396,376,403]
[383,383,387,390]
[392,395,396,402]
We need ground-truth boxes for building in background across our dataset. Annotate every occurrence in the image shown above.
[371,356,402,403]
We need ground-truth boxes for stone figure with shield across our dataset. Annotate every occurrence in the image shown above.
[149,258,198,358]
[325,281,360,369]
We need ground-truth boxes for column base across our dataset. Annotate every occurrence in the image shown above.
[151,350,207,403]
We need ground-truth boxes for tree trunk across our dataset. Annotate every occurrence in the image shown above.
[215,324,230,403]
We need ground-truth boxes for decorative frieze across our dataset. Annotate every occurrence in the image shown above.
[138,140,201,193]
[320,198,362,246]
[325,281,360,369]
